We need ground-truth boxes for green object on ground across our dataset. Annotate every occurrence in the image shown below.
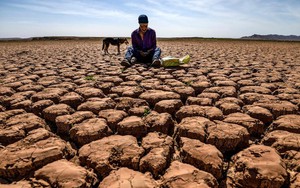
[161,55,190,67]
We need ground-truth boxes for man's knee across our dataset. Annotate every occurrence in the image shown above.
[153,47,162,59]
[125,46,133,52]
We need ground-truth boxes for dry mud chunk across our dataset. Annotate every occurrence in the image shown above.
[144,112,174,135]
[3,82,23,90]
[0,130,75,180]
[2,91,35,108]
[43,104,75,122]
[186,96,213,106]
[0,105,5,112]
[262,130,300,153]
[140,132,173,178]
[31,99,54,116]
[59,92,84,109]
[75,87,105,99]
[49,82,77,91]
[275,87,300,94]
[161,161,218,188]
[254,100,298,118]
[37,76,60,86]
[164,79,185,87]
[77,98,115,114]
[31,88,67,103]
[197,92,220,103]
[98,109,128,132]
[10,128,53,147]
[0,86,15,96]
[99,168,157,188]
[154,74,174,80]
[34,159,98,188]
[125,75,145,82]
[0,128,23,147]
[290,172,300,188]
[139,90,181,106]
[277,93,300,101]
[172,86,195,101]
[175,105,223,122]
[214,80,237,88]
[79,135,144,178]
[260,83,278,92]
[110,85,143,98]
[226,145,288,188]
[154,99,183,114]
[73,78,93,86]
[21,75,39,82]
[117,116,147,138]
[141,132,173,152]
[120,81,139,86]
[100,76,123,85]
[10,99,32,111]
[0,113,48,146]
[284,150,300,171]
[240,86,272,94]
[140,79,161,90]
[0,180,34,187]
[215,97,244,106]
[17,84,44,92]
[223,112,265,136]
[151,84,173,92]
[243,105,273,124]
[128,106,150,116]
[70,118,112,146]
[268,114,300,134]
[176,116,215,142]
[190,81,211,95]
[208,74,227,81]
[0,109,26,124]
[239,92,278,105]
[292,98,300,108]
[203,86,237,97]
[218,102,241,115]
[207,121,250,154]
[4,112,46,131]
[56,111,96,135]
[96,82,114,95]
[180,137,224,180]
[115,97,149,111]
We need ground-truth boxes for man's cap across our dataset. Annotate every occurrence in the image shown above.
[138,14,148,23]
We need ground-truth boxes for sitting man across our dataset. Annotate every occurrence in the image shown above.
[121,14,161,67]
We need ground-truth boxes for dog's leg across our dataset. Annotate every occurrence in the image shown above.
[102,41,106,55]
[117,44,120,55]
[105,43,110,54]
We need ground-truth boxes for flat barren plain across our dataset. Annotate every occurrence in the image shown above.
[0,39,300,187]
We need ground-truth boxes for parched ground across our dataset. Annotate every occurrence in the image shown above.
[0,39,300,187]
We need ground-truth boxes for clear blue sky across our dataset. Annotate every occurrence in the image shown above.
[0,0,299,38]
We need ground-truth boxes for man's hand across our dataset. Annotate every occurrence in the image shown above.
[140,51,149,57]
[139,49,153,57]
[140,51,148,57]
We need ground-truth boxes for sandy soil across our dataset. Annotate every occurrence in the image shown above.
[0,39,300,187]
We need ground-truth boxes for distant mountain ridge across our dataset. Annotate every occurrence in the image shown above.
[241,34,300,41]
[0,36,103,41]
[1,35,300,42]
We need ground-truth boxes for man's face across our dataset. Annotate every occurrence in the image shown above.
[139,23,148,33]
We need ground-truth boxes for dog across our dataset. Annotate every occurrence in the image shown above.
[102,38,129,55]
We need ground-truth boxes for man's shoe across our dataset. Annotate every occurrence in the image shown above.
[121,58,131,67]
[151,59,161,67]
[130,57,137,64]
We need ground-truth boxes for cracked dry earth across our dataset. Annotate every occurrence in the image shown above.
[0,39,300,188]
